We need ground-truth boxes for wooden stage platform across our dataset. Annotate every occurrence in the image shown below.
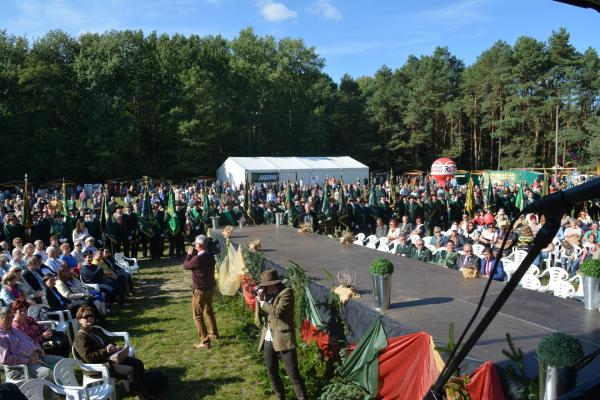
[218,225,600,382]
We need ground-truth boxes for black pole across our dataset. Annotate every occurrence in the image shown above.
[424,214,562,399]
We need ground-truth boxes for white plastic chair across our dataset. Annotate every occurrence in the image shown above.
[114,253,139,274]
[422,236,433,246]
[502,259,517,281]
[92,326,135,358]
[353,239,364,246]
[377,237,389,247]
[80,275,101,292]
[527,265,540,276]
[355,233,366,243]
[377,244,390,252]
[19,378,85,400]
[553,280,576,299]
[539,267,569,293]
[28,305,75,345]
[520,274,542,291]
[365,235,378,244]
[1,363,30,385]
[365,242,377,250]
[512,250,528,266]
[53,358,115,400]
[388,240,400,254]
[568,274,584,300]
[472,243,485,257]
[38,319,71,346]
[409,234,420,244]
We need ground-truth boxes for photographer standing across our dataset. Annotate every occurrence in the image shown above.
[256,270,308,400]
[183,235,219,350]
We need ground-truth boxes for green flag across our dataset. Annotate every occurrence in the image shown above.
[203,190,210,223]
[339,316,387,398]
[542,170,549,197]
[165,189,181,235]
[61,180,74,232]
[486,179,494,210]
[465,177,476,218]
[303,286,325,330]
[515,182,525,211]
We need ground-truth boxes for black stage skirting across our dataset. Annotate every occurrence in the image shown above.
[217,225,600,383]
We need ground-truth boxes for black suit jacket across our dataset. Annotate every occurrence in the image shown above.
[456,254,481,271]
[45,286,73,312]
[22,269,44,292]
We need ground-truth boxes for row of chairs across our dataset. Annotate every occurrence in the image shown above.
[4,326,134,400]
[2,252,140,399]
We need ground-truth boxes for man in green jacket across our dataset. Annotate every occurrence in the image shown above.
[256,270,307,400]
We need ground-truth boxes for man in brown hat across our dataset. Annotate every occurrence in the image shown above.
[256,269,307,400]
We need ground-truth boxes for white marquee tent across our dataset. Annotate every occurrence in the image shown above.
[216,156,369,186]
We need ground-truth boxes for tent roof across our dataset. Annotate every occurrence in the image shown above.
[226,156,368,171]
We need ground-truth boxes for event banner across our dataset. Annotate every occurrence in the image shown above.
[251,172,279,183]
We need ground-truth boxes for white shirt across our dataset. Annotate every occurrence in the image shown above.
[258,299,273,342]
[33,249,48,262]
[44,257,62,274]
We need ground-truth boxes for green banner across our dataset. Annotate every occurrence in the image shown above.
[251,172,279,182]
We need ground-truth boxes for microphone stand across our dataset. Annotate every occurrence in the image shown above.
[424,207,563,399]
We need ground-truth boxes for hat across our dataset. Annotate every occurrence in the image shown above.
[42,273,56,282]
[82,249,93,256]
[115,205,124,209]
[257,269,283,287]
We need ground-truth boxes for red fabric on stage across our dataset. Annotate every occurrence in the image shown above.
[466,361,507,400]
[377,332,442,400]
[301,319,333,357]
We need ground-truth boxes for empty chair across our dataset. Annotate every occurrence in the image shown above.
[502,259,517,281]
[520,274,542,291]
[19,378,85,400]
[365,242,377,250]
[53,358,115,400]
[355,233,366,243]
[568,274,584,300]
[353,239,365,246]
[512,249,528,266]
[527,265,540,276]
[365,235,378,244]
[553,280,576,299]
[539,267,569,293]
[114,253,139,274]
[1,363,29,386]
[377,237,389,247]
[388,240,400,254]
[377,244,390,252]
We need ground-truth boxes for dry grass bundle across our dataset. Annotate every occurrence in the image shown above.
[297,222,313,233]
[248,239,262,252]
[461,267,480,279]
[339,230,354,245]
[223,225,234,239]
[333,285,361,304]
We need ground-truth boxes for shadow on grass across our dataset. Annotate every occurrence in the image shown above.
[141,366,244,399]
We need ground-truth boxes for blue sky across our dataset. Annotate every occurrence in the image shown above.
[1,0,599,81]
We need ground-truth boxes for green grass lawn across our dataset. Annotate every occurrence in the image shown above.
[103,257,276,400]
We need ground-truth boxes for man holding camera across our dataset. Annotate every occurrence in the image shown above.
[256,270,308,400]
[183,235,219,350]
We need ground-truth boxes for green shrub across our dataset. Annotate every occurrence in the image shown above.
[370,257,394,275]
[579,258,600,278]
[241,244,265,283]
[319,378,369,400]
[537,332,583,368]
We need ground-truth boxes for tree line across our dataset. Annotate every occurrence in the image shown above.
[0,27,598,182]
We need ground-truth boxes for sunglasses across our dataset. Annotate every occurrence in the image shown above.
[82,314,95,320]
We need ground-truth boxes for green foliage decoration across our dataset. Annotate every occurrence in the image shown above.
[319,378,369,400]
[370,257,394,275]
[537,332,583,368]
[579,258,600,278]
[501,333,538,400]
[241,244,265,283]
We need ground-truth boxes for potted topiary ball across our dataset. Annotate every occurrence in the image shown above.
[370,257,394,311]
[579,258,600,311]
[537,332,583,400]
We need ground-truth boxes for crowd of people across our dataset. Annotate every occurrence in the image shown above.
[0,173,597,397]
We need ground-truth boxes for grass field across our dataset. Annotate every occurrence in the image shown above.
[104,257,277,400]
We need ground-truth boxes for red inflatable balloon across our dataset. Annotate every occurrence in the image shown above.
[431,158,457,187]
[483,213,495,225]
